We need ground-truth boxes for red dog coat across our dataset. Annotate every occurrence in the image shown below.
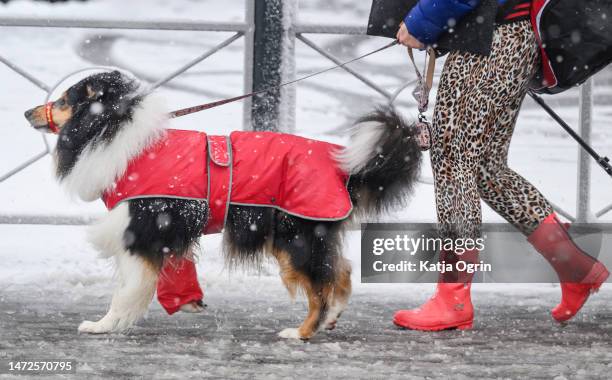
[102,129,352,234]
[101,129,352,314]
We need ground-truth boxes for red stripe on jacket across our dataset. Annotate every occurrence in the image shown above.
[505,10,531,20]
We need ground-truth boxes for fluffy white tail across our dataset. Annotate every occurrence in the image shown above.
[336,121,386,174]
[339,106,423,215]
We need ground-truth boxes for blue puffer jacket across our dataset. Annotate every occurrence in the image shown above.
[405,0,507,44]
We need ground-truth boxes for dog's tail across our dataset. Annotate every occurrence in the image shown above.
[336,105,422,217]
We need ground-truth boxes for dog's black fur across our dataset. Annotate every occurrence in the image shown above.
[225,205,344,284]
[25,71,422,339]
[347,107,422,215]
[125,198,208,268]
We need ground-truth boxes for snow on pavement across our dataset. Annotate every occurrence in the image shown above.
[1,224,611,379]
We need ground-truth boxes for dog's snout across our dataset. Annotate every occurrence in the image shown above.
[24,106,49,130]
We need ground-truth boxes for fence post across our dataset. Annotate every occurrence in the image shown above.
[243,0,255,131]
[576,78,593,223]
[280,0,297,133]
[250,0,295,132]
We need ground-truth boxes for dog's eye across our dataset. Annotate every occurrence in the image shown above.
[56,99,66,107]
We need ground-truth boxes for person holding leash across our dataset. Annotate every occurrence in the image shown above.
[369,0,611,331]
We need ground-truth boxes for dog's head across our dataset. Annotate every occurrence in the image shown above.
[24,70,146,180]
[25,70,139,135]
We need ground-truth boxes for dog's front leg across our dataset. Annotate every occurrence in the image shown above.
[79,250,158,334]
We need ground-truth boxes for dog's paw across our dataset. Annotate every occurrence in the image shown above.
[323,312,339,330]
[324,319,337,330]
[179,301,206,314]
[278,328,303,340]
[78,320,113,334]
[323,309,343,331]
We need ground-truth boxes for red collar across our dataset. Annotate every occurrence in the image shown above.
[45,102,59,134]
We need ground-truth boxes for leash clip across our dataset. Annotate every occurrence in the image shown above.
[412,85,430,114]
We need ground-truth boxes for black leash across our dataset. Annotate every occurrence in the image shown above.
[528,90,612,178]
[169,40,399,119]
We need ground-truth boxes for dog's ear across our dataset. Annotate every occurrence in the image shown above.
[86,81,114,101]
[86,84,104,101]
[86,71,122,99]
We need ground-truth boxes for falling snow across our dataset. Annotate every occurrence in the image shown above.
[1,0,611,378]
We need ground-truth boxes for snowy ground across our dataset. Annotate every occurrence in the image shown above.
[1,225,611,379]
[1,0,612,379]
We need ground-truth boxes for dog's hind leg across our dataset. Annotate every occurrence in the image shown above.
[323,257,352,331]
[279,282,333,340]
[274,250,333,340]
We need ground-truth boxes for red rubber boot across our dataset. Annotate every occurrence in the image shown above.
[393,249,478,331]
[157,256,204,315]
[528,213,609,323]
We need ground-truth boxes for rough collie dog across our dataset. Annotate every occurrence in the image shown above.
[24,71,421,340]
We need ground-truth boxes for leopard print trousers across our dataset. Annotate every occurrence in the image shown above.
[430,21,554,240]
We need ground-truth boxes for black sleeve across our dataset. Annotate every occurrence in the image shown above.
[367,0,418,38]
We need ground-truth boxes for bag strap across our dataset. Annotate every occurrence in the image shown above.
[407,47,436,114]
[407,47,437,152]
[407,47,436,89]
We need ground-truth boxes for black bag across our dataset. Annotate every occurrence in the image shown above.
[367,0,416,38]
[531,0,612,94]
[366,0,499,56]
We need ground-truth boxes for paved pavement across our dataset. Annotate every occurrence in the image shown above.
[1,284,611,379]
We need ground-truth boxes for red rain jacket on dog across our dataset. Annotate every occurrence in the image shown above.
[157,256,203,315]
[102,129,352,234]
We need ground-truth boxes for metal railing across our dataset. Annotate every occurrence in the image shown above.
[0,7,254,225]
[0,3,608,225]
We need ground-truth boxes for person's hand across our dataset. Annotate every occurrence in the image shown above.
[396,22,425,49]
